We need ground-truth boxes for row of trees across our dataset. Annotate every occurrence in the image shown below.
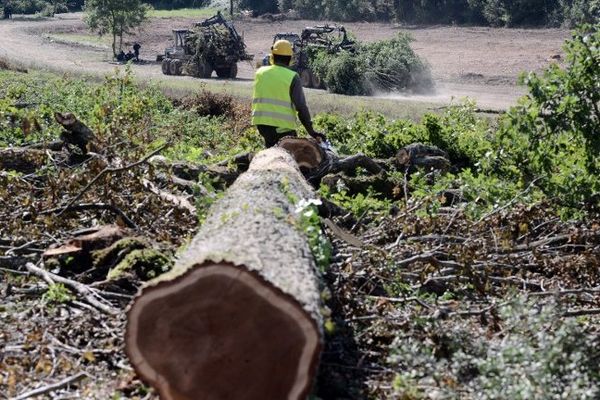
[0,0,77,16]
[0,0,150,58]
[242,0,598,26]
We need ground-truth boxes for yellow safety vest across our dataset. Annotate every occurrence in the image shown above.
[252,65,298,130]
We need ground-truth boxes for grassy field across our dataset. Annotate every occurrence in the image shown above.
[149,7,223,19]
[153,76,440,121]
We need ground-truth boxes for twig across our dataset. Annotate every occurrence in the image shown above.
[563,308,600,318]
[58,144,168,215]
[25,263,119,315]
[42,203,138,230]
[476,177,543,225]
[5,240,43,256]
[367,295,433,309]
[142,178,196,214]
[528,287,600,297]
[11,372,89,400]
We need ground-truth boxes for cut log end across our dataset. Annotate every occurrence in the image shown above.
[277,137,325,172]
[126,263,321,400]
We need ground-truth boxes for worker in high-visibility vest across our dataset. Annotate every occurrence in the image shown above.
[252,39,326,148]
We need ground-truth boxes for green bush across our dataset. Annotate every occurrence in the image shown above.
[310,33,432,96]
[496,24,600,212]
[311,50,368,96]
[362,33,433,94]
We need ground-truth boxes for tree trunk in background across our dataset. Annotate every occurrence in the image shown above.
[126,148,323,400]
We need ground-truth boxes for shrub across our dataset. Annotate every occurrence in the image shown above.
[362,33,433,94]
[497,24,600,212]
[310,33,432,96]
[311,50,368,96]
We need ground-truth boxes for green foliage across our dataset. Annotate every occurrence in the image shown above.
[278,0,596,26]
[84,0,151,56]
[238,0,277,14]
[361,33,433,94]
[311,50,368,96]
[42,283,73,304]
[497,24,600,212]
[309,33,432,96]
[322,185,393,217]
[294,199,332,272]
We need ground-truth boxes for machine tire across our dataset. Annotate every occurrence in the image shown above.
[170,59,183,76]
[229,63,238,79]
[300,69,312,88]
[161,59,171,75]
[216,64,238,79]
[198,61,213,78]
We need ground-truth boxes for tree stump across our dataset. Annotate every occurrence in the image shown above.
[277,136,327,176]
[126,148,323,400]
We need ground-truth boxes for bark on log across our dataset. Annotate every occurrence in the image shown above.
[330,153,384,176]
[126,148,323,400]
[0,148,62,173]
[396,143,450,171]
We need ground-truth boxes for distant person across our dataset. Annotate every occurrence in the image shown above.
[126,50,134,62]
[116,50,126,62]
[133,43,141,62]
[3,3,13,19]
[251,39,326,148]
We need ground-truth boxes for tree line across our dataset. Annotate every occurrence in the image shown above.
[245,0,598,27]
[2,0,596,26]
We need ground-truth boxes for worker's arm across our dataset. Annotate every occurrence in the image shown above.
[290,76,326,141]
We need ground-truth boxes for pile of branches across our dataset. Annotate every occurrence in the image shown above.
[320,202,600,398]
[2,111,599,399]
[310,33,434,96]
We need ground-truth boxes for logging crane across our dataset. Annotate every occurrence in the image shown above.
[159,11,253,79]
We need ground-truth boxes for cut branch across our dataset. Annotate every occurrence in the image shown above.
[12,372,89,400]
[26,262,119,315]
[58,144,168,215]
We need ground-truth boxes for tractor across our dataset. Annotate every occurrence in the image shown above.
[160,12,252,79]
[261,25,356,89]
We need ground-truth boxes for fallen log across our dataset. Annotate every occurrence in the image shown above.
[0,148,60,174]
[126,148,323,400]
[395,143,450,171]
[277,137,385,180]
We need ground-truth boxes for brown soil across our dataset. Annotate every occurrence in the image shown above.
[0,13,570,110]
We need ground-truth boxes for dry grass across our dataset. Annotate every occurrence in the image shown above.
[154,76,439,121]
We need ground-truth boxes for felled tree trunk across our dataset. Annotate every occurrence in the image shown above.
[277,137,384,179]
[396,143,450,171]
[126,148,323,400]
[0,148,65,173]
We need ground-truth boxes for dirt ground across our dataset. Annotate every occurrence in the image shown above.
[0,13,571,110]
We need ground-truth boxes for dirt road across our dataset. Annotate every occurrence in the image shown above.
[0,13,571,111]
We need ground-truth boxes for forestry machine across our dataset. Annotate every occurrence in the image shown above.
[260,25,356,89]
[159,11,253,79]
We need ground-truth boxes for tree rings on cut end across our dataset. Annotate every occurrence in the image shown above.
[126,263,321,400]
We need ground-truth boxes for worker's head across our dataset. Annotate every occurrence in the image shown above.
[270,39,293,66]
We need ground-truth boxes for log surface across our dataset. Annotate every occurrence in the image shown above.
[126,148,323,400]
